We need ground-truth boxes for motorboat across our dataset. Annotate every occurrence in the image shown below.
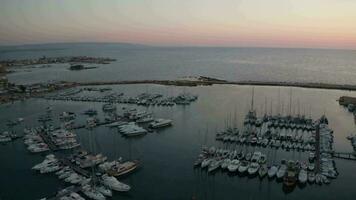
[248,162,260,175]
[101,174,130,192]
[276,164,287,179]
[238,161,250,173]
[149,119,172,128]
[227,159,240,172]
[268,165,278,178]
[298,169,308,184]
[201,158,212,168]
[97,185,113,197]
[308,172,315,183]
[208,159,222,173]
[82,184,106,200]
[258,164,268,178]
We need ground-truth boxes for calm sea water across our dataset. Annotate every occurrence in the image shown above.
[1,44,356,199]
[1,43,356,85]
[1,84,356,200]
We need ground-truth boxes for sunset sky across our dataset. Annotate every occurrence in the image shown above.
[0,0,356,49]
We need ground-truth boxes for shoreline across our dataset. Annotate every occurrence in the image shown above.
[2,78,356,105]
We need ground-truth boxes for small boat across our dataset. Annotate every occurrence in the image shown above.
[220,159,231,170]
[201,158,212,168]
[101,174,130,192]
[268,165,278,178]
[238,161,250,174]
[227,159,240,172]
[149,119,173,128]
[245,152,252,161]
[208,159,222,173]
[107,160,140,177]
[248,162,260,175]
[97,185,113,197]
[298,169,308,184]
[283,169,297,188]
[308,172,315,183]
[276,164,287,180]
[258,164,268,178]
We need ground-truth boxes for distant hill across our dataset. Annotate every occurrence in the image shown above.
[0,42,149,54]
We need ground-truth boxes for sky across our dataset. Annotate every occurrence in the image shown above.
[0,0,356,49]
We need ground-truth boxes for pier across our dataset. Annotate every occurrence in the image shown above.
[37,129,59,151]
[74,79,356,91]
[58,157,91,177]
[332,152,356,160]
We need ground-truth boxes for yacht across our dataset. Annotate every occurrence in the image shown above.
[276,164,287,179]
[201,158,212,168]
[82,184,106,200]
[97,185,113,197]
[149,119,172,128]
[220,158,231,169]
[298,169,308,184]
[238,161,250,173]
[107,160,140,177]
[227,159,240,172]
[248,162,260,175]
[267,165,278,178]
[208,159,222,173]
[258,164,268,178]
[101,174,131,192]
[308,172,315,183]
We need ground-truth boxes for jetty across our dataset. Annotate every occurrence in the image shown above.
[332,152,356,160]
[74,78,356,91]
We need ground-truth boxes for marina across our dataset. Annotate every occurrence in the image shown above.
[1,83,356,199]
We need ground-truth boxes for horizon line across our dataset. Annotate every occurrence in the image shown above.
[0,41,355,51]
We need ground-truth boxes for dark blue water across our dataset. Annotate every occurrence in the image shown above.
[1,43,356,85]
[1,84,356,200]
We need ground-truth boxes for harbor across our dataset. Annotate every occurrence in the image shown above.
[1,83,356,200]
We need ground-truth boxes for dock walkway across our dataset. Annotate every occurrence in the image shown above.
[332,152,356,160]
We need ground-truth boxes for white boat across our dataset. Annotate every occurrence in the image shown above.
[258,164,268,178]
[97,186,113,197]
[268,165,278,178]
[308,172,315,183]
[136,116,154,123]
[298,169,308,184]
[315,174,323,185]
[149,119,172,128]
[82,185,106,200]
[101,174,130,192]
[227,159,240,172]
[221,159,231,169]
[248,162,260,175]
[201,158,212,168]
[238,161,249,173]
[276,164,287,179]
[208,159,222,173]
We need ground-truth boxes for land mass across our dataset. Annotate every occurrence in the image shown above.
[2,76,356,105]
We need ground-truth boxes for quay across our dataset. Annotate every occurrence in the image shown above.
[37,129,60,151]
[75,79,356,91]
[332,152,356,160]
[58,157,90,177]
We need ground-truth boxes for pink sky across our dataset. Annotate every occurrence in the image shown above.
[1,0,356,49]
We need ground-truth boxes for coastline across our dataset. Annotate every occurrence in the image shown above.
[2,77,356,105]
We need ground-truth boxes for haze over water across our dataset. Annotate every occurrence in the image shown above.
[2,44,356,85]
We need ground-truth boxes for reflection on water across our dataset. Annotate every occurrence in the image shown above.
[0,84,356,200]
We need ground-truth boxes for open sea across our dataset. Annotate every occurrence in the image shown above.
[1,43,356,200]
